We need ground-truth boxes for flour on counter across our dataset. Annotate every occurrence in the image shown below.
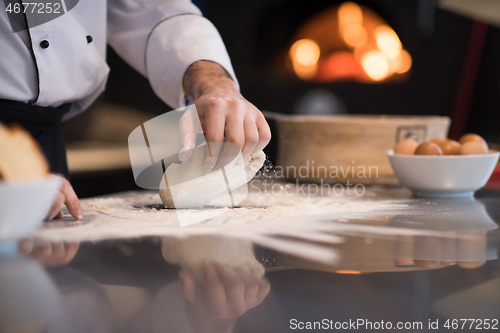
[34,182,421,264]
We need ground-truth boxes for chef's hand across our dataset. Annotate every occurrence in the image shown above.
[45,176,82,221]
[180,263,270,333]
[179,61,271,162]
[18,238,80,267]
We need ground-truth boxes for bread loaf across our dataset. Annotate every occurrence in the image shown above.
[0,122,49,181]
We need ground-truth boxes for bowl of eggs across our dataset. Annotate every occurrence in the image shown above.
[388,134,499,198]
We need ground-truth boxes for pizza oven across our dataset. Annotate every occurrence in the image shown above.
[283,2,412,83]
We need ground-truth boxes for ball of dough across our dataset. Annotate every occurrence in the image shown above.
[159,148,266,209]
[161,235,265,278]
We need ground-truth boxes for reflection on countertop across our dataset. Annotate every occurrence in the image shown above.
[1,187,499,332]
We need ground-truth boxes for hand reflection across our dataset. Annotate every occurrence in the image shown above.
[18,239,80,267]
[180,263,270,333]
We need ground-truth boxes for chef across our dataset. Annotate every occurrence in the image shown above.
[0,0,271,220]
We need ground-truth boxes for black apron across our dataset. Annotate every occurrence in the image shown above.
[0,99,71,179]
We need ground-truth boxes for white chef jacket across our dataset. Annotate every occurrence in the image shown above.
[0,0,238,120]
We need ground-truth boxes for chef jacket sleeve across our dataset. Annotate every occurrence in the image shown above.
[107,0,239,109]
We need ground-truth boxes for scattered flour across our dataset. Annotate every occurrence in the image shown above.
[34,182,463,264]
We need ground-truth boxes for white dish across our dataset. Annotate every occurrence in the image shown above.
[387,150,499,198]
[0,176,61,241]
[0,256,61,328]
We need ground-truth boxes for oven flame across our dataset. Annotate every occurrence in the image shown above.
[292,39,321,66]
[335,270,363,274]
[342,23,368,48]
[338,2,363,28]
[361,50,390,81]
[393,49,412,74]
[375,25,402,59]
[289,39,321,80]
[288,2,412,82]
[339,2,367,48]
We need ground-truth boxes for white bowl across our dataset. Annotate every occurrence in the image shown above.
[387,150,499,198]
[0,256,61,330]
[0,176,61,241]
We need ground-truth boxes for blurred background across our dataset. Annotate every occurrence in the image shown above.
[63,0,500,198]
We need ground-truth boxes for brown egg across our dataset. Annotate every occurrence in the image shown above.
[437,139,461,155]
[394,138,419,155]
[459,133,485,144]
[430,138,448,145]
[415,142,443,155]
[458,140,489,155]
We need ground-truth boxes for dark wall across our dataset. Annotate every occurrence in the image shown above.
[467,26,500,143]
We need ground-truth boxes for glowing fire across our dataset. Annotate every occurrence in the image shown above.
[393,49,412,74]
[338,2,367,48]
[375,25,402,59]
[338,2,363,28]
[288,2,412,82]
[292,39,320,66]
[289,39,320,80]
[335,270,363,274]
[361,50,390,81]
[342,23,368,48]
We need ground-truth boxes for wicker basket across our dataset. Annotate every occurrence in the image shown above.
[266,113,450,184]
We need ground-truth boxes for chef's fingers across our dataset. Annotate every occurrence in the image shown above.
[50,242,65,257]
[63,242,80,262]
[37,242,64,267]
[60,178,83,220]
[45,192,65,221]
[215,264,246,316]
[18,238,34,255]
[222,115,245,172]
[65,241,80,253]
[39,242,80,267]
[251,278,271,308]
[179,110,198,161]
[202,108,225,171]
[237,272,259,306]
[179,270,196,302]
[242,117,259,159]
[30,242,52,261]
[203,105,225,145]
[255,114,271,153]
[202,263,228,317]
